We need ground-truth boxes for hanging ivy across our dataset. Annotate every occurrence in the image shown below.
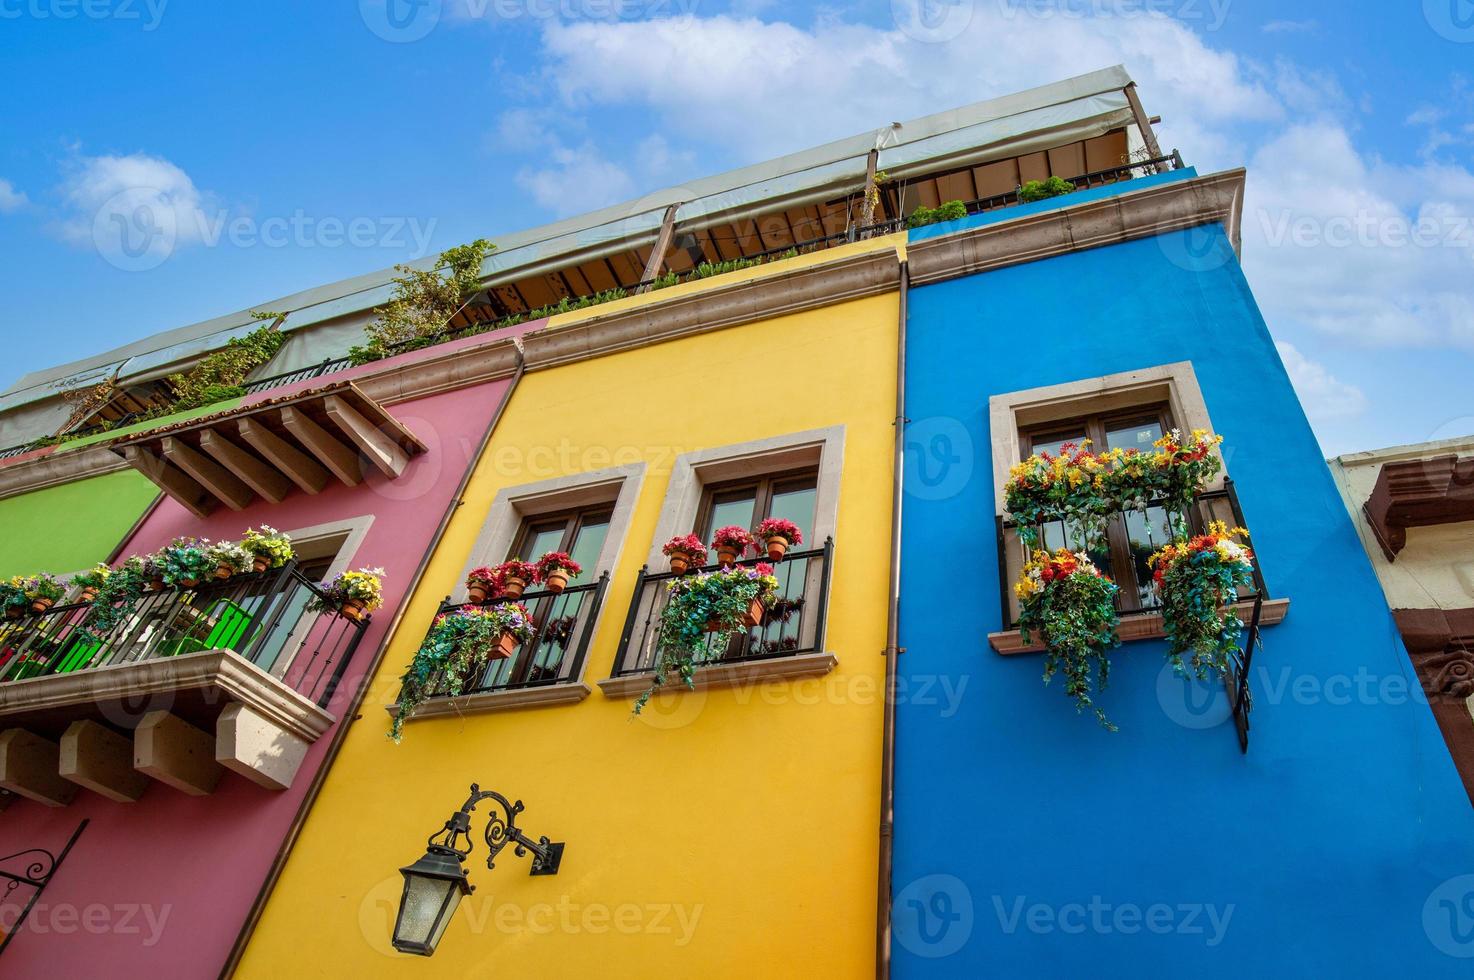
[1015,549,1122,730]
[1148,522,1257,679]
[392,603,534,741]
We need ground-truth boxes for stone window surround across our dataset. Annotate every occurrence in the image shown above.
[596,425,846,699]
[390,463,647,720]
[985,362,1290,653]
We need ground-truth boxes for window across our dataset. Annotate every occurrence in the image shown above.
[474,504,612,690]
[1020,404,1177,611]
[695,470,819,547]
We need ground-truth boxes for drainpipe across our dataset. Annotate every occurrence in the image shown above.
[219,345,528,979]
[877,260,908,980]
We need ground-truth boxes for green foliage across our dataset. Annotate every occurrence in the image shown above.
[0,578,28,615]
[241,526,294,567]
[69,564,112,591]
[351,239,495,365]
[633,566,778,714]
[82,557,148,637]
[906,200,968,228]
[392,603,535,740]
[1017,553,1121,730]
[1149,526,1256,679]
[249,309,287,322]
[167,324,285,412]
[1018,176,1077,203]
[155,538,215,587]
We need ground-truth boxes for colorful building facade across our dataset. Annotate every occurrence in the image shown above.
[891,169,1474,976]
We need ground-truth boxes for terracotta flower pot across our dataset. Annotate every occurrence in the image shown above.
[340,599,366,622]
[467,580,491,604]
[252,556,270,574]
[667,551,691,575]
[544,568,570,594]
[501,575,528,599]
[150,576,166,591]
[488,632,519,661]
[216,564,233,580]
[5,606,21,620]
[78,587,99,604]
[715,546,740,566]
[705,598,765,632]
[180,578,199,589]
[765,535,790,561]
[30,598,54,614]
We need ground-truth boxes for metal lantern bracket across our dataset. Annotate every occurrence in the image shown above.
[0,819,88,956]
[430,783,565,882]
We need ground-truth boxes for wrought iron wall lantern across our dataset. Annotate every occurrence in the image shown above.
[392,784,564,956]
[0,820,87,956]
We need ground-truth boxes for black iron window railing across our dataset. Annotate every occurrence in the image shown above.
[0,561,366,709]
[241,356,357,395]
[609,539,834,678]
[995,477,1268,631]
[409,573,610,700]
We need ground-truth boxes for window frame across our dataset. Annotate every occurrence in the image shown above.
[693,468,820,547]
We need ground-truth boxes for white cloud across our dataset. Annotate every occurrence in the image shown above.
[515,142,635,217]
[1242,123,1474,349]
[535,12,1277,166]
[0,179,27,213]
[52,152,218,267]
[1274,340,1368,423]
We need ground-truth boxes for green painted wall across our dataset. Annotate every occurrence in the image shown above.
[0,470,157,577]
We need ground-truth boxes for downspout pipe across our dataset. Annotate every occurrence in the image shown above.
[877,260,908,979]
[220,344,528,979]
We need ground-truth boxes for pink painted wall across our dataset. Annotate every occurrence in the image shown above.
[0,328,532,977]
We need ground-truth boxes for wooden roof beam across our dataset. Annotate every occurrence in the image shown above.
[122,445,213,518]
[281,407,362,487]
[199,429,291,503]
[162,436,254,511]
[237,418,330,495]
[323,395,409,479]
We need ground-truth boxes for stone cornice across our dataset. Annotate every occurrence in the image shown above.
[596,651,839,700]
[0,444,131,499]
[907,168,1246,287]
[0,649,335,741]
[519,247,903,371]
[1364,454,1474,561]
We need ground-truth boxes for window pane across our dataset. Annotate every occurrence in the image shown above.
[704,496,756,542]
[1121,505,1174,608]
[1104,419,1164,453]
[768,486,817,543]
[1030,431,1088,457]
[568,518,609,573]
[516,526,566,562]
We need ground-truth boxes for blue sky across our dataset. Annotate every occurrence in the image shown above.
[1,0,1472,455]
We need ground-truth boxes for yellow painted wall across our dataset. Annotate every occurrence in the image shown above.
[238,252,900,978]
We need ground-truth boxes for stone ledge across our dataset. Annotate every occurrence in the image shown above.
[0,649,335,741]
[596,651,839,700]
[386,682,592,722]
[988,597,1290,655]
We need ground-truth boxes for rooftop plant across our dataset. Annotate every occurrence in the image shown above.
[349,239,495,365]
[1018,176,1077,203]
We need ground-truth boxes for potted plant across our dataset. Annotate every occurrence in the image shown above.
[140,554,166,591]
[534,552,582,594]
[157,538,214,589]
[22,573,65,613]
[490,560,538,599]
[69,564,112,604]
[1004,440,1116,550]
[1148,521,1256,678]
[392,601,536,741]
[661,534,708,575]
[633,563,779,715]
[754,517,803,561]
[82,556,148,638]
[710,525,755,566]
[241,525,294,573]
[310,567,385,622]
[465,566,498,604]
[1015,549,1121,730]
[207,541,252,580]
[1,577,28,619]
[1018,176,1077,203]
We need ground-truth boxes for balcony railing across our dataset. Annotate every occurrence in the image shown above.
[0,561,366,709]
[609,539,834,678]
[240,356,357,395]
[408,573,610,701]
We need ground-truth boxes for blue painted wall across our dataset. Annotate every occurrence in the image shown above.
[892,224,1474,976]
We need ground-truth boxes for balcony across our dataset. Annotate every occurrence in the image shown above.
[389,574,610,719]
[988,478,1289,654]
[0,562,367,805]
[598,540,837,699]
